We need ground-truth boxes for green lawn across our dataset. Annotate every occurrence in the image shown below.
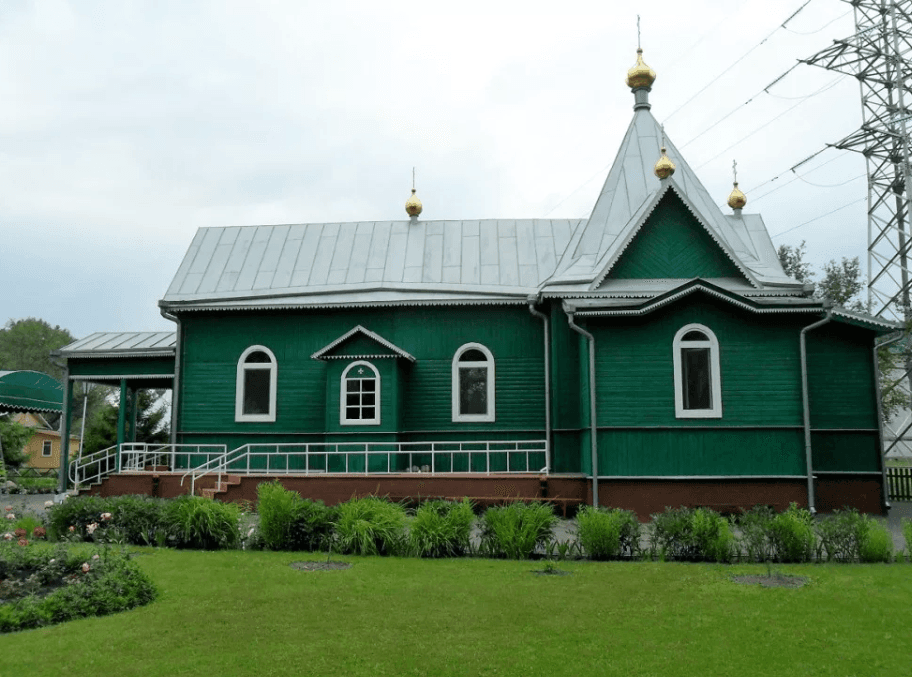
[2,550,911,677]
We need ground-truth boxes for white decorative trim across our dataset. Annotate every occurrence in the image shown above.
[340,360,381,426]
[573,283,822,318]
[590,181,761,291]
[162,298,529,312]
[41,440,53,457]
[70,374,174,380]
[672,324,722,419]
[452,343,495,423]
[58,350,176,359]
[312,325,415,361]
[235,345,277,423]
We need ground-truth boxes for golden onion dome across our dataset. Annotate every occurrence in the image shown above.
[405,188,423,217]
[626,48,656,90]
[654,146,675,179]
[728,182,747,209]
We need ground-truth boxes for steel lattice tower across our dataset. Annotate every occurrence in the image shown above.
[801,1,912,457]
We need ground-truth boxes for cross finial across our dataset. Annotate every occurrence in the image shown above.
[660,123,666,149]
[412,167,416,191]
[732,159,738,184]
[637,15,641,50]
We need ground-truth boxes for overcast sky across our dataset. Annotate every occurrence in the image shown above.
[1,0,870,339]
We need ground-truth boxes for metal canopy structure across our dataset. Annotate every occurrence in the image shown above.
[0,370,64,414]
[801,0,912,458]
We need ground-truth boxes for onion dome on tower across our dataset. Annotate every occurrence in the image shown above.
[626,48,656,90]
[728,183,747,210]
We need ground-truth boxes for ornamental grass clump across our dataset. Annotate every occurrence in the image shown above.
[478,501,557,559]
[162,495,241,550]
[256,481,336,551]
[409,499,475,558]
[575,506,640,560]
[648,507,734,562]
[106,495,167,546]
[333,497,407,556]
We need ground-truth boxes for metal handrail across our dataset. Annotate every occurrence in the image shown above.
[182,439,548,496]
[119,443,227,473]
[69,445,118,488]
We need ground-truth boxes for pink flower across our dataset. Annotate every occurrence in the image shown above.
[49,559,56,564]
[17,538,28,547]
[68,525,76,532]
[86,523,98,534]
[4,506,11,512]
[44,500,54,508]
[2,533,12,541]
[100,512,112,521]
[81,563,90,573]
[91,554,100,561]
[5,513,14,521]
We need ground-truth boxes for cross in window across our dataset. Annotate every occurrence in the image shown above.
[357,367,364,375]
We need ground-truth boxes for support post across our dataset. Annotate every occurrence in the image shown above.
[116,379,127,472]
[58,370,73,493]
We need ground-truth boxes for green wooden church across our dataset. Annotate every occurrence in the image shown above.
[56,50,898,516]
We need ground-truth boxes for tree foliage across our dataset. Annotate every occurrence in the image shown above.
[82,390,169,455]
[777,242,814,284]
[0,416,33,469]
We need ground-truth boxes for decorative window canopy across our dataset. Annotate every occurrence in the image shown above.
[312,325,415,362]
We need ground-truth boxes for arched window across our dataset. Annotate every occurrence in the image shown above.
[341,361,380,425]
[452,343,495,422]
[235,345,277,422]
[673,324,722,418]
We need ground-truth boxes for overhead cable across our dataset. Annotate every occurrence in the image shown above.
[771,197,866,238]
[663,0,815,123]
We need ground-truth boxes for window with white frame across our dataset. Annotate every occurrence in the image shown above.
[42,440,52,457]
[341,361,380,425]
[672,324,722,418]
[452,343,495,422]
[235,345,278,422]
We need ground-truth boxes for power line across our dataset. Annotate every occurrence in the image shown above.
[770,197,866,238]
[663,0,815,124]
[782,9,850,35]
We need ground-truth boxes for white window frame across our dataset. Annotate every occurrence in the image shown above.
[340,360,381,426]
[235,345,278,423]
[452,342,495,423]
[673,324,722,419]
[42,440,53,457]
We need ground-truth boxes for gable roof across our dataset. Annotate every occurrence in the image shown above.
[311,325,416,362]
[56,332,176,358]
[544,107,799,291]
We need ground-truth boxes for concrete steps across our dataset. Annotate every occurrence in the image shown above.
[201,475,242,499]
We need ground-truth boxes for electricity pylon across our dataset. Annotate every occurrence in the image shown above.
[801,1,912,458]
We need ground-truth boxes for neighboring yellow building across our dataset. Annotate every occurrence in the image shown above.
[11,412,81,471]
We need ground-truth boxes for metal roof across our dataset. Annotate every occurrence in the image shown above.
[548,108,799,291]
[161,219,581,308]
[56,332,176,358]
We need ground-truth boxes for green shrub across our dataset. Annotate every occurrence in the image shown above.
[769,503,815,563]
[859,519,893,563]
[648,507,734,562]
[257,481,302,550]
[409,499,475,558]
[107,495,167,546]
[44,495,108,540]
[815,508,868,562]
[333,497,407,556]
[162,495,241,550]
[575,506,640,560]
[0,544,156,633]
[735,505,775,562]
[256,481,336,552]
[478,502,557,559]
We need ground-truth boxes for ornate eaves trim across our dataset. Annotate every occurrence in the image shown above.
[311,325,416,362]
[589,181,761,291]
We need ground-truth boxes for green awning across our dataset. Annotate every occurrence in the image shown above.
[0,371,64,414]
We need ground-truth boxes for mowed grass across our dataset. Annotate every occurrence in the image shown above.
[2,550,911,677]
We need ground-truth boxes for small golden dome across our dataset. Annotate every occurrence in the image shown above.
[728,182,747,209]
[405,188,422,217]
[626,48,656,90]
[654,146,675,179]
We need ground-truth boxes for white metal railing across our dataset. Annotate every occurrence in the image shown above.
[70,445,118,489]
[119,443,227,473]
[68,443,228,490]
[182,440,548,496]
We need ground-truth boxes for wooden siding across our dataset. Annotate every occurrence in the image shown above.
[177,306,546,443]
[607,192,746,281]
[806,324,878,430]
[68,356,175,377]
[811,430,880,472]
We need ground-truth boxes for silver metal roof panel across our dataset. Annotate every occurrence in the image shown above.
[57,332,176,357]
